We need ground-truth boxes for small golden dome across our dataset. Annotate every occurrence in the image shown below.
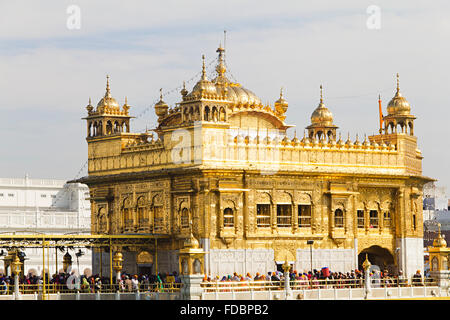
[311,85,334,126]
[433,224,447,248]
[97,75,120,110]
[275,88,288,114]
[155,88,169,118]
[86,97,94,113]
[387,73,411,115]
[184,229,200,249]
[190,55,218,97]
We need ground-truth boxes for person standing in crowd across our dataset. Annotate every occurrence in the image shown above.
[412,270,423,286]
[131,275,139,292]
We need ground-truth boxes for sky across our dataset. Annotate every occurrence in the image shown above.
[0,0,448,192]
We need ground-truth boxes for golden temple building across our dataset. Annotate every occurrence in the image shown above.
[76,45,433,280]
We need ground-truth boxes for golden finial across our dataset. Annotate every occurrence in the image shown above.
[88,97,92,105]
[159,88,163,100]
[280,87,284,99]
[396,73,400,93]
[320,84,323,104]
[201,54,207,80]
[181,81,188,97]
[106,75,111,97]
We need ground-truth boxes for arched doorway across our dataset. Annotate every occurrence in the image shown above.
[137,251,153,275]
[358,245,395,274]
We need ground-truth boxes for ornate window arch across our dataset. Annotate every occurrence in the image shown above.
[122,197,133,231]
[223,207,234,227]
[204,106,210,121]
[334,208,344,228]
[98,207,108,233]
[181,207,190,229]
[136,196,148,230]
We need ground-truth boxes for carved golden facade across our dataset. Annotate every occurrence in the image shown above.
[77,46,432,279]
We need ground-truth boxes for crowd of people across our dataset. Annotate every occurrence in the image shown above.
[0,267,430,294]
[0,271,183,294]
[201,268,428,289]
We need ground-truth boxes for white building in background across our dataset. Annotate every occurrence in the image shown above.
[0,175,91,276]
[423,182,448,221]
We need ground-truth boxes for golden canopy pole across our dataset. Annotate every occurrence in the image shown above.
[42,239,46,300]
[55,246,58,275]
[109,238,113,285]
[155,238,158,275]
[100,249,103,278]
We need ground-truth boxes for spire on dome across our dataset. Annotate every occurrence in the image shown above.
[215,45,227,84]
[105,75,111,98]
[201,54,207,80]
[320,84,323,104]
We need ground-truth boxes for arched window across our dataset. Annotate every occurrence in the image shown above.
[98,121,103,136]
[219,107,226,122]
[257,204,271,227]
[432,256,438,271]
[106,121,113,135]
[114,121,120,133]
[212,107,218,122]
[93,122,98,136]
[369,210,378,228]
[204,106,210,121]
[223,208,234,227]
[98,207,107,233]
[316,131,323,140]
[298,205,311,227]
[181,208,189,229]
[357,210,365,228]
[383,211,391,228]
[193,259,202,274]
[189,106,194,121]
[122,198,133,231]
[137,197,147,230]
[334,209,344,228]
[195,106,200,121]
[277,204,292,227]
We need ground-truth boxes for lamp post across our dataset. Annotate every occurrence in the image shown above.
[362,254,372,299]
[11,255,22,300]
[307,240,314,273]
[75,249,85,276]
[63,251,72,274]
[113,252,123,283]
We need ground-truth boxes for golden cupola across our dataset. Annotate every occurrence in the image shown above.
[306,85,338,140]
[154,88,169,121]
[190,55,217,98]
[311,85,334,126]
[275,88,288,113]
[96,75,120,112]
[433,224,447,248]
[387,73,411,116]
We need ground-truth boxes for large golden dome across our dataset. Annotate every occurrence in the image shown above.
[223,84,261,105]
[188,46,263,106]
[387,74,411,115]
